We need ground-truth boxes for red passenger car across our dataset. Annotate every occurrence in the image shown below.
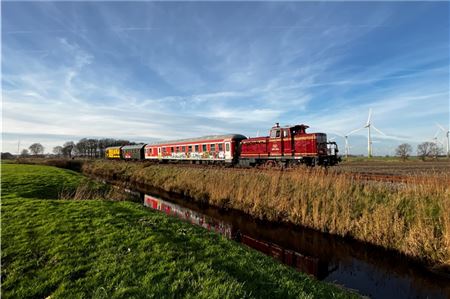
[240,123,339,166]
[144,134,247,164]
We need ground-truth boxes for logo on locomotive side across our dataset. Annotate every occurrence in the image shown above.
[271,144,279,151]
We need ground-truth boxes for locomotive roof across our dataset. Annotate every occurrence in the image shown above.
[146,134,247,146]
[121,144,146,150]
[271,124,310,130]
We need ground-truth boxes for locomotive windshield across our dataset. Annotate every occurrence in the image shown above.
[270,129,281,138]
[290,124,309,136]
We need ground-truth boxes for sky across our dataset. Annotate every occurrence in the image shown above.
[2,1,449,156]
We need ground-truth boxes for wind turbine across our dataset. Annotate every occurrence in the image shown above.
[331,131,356,158]
[436,123,449,157]
[344,128,368,158]
[349,108,386,158]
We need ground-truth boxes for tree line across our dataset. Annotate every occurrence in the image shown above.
[395,141,445,160]
[21,138,134,158]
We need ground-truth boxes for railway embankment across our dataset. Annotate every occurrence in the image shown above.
[79,159,450,272]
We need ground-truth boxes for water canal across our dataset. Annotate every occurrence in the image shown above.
[112,183,449,299]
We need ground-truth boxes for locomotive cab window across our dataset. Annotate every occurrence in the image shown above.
[270,130,281,138]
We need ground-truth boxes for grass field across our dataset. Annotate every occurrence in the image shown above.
[1,164,355,298]
[81,160,450,270]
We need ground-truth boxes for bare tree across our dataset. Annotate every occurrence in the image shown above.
[86,138,97,158]
[395,143,412,161]
[53,146,63,156]
[76,138,102,158]
[98,138,108,158]
[62,141,76,158]
[417,142,442,160]
[76,138,88,157]
[29,143,44,155]
[430,143,443,159]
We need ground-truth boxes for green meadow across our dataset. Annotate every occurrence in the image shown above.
[1,164,356,299]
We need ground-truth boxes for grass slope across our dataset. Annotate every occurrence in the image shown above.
[1,164,355,299]
[1,163,83,199]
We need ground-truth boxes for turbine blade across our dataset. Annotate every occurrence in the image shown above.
[366,108,372,125]
[433,128,441,139]
[347,127,365,136]
[372,125,386,136]
[436,122,447,132]
[330,131,345,137]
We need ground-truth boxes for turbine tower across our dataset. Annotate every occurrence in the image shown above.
[344,135,350,158]
[349,108,386,158]
[366,109,373,157]
[436,123,450,157]
[343,129,360,158]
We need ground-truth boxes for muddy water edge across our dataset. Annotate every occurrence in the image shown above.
[95,176,450,299]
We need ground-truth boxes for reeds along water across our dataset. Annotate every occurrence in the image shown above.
[83,161,450,268]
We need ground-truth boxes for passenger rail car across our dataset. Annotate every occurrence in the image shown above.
[145,134,247,163]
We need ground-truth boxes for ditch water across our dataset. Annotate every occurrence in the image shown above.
[114,184,450,299]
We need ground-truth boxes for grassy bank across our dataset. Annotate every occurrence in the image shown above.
[1,164,354,298]
[82,160,450,270]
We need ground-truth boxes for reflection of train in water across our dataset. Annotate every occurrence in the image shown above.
[144,195,233,238]
[107,123,340,167]
[144,194,331,278]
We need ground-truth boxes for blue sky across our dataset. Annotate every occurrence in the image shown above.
[2,1,449,155]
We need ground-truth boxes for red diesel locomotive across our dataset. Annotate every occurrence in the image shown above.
[240,123,339,166]
[105,123,340,166]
